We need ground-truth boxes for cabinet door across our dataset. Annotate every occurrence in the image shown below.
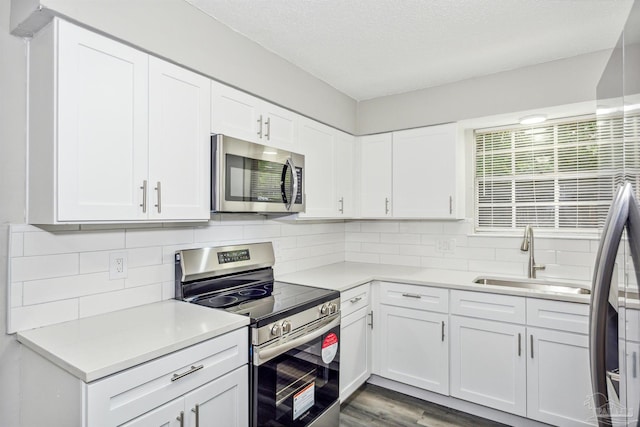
[298,119,336,217]
[120,398,183,427]
[527,328,596,426]
[392,123,460,218]
[56,19,149,221]
[210,81,261,142]
[359,134,392,217]
[261,101,298,151]
[148,57,211,220]
[183,366,248,427]
[340,306,372,402]
[335,131,356,217]
[377,304,448,394]
[450,315,526,416]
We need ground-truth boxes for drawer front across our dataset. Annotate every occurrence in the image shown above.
[527,298,589,334]
[451,290,525,324]
[379,282,448,313]
[87,327,248,427]
[341,284,370,317]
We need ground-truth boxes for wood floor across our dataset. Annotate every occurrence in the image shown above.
[339,384,508,427]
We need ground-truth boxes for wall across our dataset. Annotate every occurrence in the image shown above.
[0,0,26,424]
[7,218,345,333]
[345,220,598,283]
[356,50,613,135]
[12,0,358,134]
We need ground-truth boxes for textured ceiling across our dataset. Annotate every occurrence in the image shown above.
[186,0,634,101]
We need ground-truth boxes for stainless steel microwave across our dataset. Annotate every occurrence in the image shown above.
[211,135,305,213]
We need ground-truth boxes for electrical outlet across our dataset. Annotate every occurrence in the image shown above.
[109,252,128,279]
[436,239,456,253]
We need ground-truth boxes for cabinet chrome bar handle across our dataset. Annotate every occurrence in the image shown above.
[385,197,390,215]
[339,197,344,214]
[176,411,184,427]
[530,335,534,359]
[349,296,362,304]
[449,196,453,214]
[191,404,200,427]
[518,333,521,356]
[171,364,204,382]
[441,321,445,342]
[634,352,638,378]
[368,310,374,329]
[154,181,162,213]
[265,117,271,140]
[140,180,147,213]
[257,115,263,138]
[402,293,421,299]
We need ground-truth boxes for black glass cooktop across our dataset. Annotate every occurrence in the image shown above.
[191,281,338,327]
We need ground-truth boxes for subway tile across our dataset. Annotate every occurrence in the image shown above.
[309,222,345,234]
[23,229,124,256]
[273,260,298,276]
[467,235,521,249]
[380,233,421,244]
[216,213,266,225]
[243,224,281,239]
[556,251,596,267]
[538,264,591,282]
[308,243,344,258]
[10,299,79,333]
[11,253,79,282]
[194,225,243,243]
[78,284,163,318]
[10,282,22,308]
[535,238,591,252]
[162,280,175,300]
[345,252,380,264]
[344,221,361,232]
[345,232,380,243]
[22,273,124,305]
[400,244,439,257]
[360,221,399,233]
[380,254,420,267]
[126,228,194,248]
[399,221,443,234]
[10,232,23,257]
[79,251,109,274]
[445,246,495,261]
[274,236,297,250]
[125,264,173,288]
[128,247,163,268]
[443,220,473,235]
[296,253,343,271]
[345,242,361,252]
[495,248,556,265]
[296,232,343,247]
[279,223,315,236]
[361,243,400,255]
[278,246,311,262]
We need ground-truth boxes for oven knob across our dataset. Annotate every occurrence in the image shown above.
[329,303,338,315]
[270,323,282,337]
[281,320,291,334]
[320,303,329,315]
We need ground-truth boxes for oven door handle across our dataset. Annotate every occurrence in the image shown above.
[254,315,340,366]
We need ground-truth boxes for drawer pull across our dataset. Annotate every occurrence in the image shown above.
[171,364,204,382]
[402,293,421,299]
[350,296,363,304]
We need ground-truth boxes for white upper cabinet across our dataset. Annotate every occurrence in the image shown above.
[334,130,357,217]
[298,118,336,217]
[392,123,464,218]
[28,18,211,223]
[211,81,298,151]
[358,133,393,218]
[148,57,211,221]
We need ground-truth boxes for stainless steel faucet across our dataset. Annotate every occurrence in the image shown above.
[520,225,545,278]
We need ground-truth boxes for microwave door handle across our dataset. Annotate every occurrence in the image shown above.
[280,161,290,209]
[288,157,298,211]
[589,183,631,426]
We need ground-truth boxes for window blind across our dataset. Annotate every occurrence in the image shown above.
[474,115,634,232]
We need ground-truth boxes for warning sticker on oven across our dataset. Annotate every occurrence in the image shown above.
[293,382,315,420]
[321,332,338,364]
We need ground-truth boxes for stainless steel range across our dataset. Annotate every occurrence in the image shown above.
[175,242,340,427]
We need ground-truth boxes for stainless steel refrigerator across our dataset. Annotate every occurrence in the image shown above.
[590,2,640,425]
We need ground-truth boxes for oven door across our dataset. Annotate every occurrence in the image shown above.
[212,134,305,213]
[252,315,340,427]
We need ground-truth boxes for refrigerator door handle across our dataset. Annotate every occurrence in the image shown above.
[589,183,632,426]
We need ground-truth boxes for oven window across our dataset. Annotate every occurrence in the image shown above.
[253,327,339,426]
[225,154,285,203]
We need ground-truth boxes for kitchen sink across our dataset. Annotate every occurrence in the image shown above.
[473,276,591,295]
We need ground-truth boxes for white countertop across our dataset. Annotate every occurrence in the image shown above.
[17,300,249,383]
[276,262,592,304]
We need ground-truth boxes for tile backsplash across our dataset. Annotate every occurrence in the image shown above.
[7,216,345,333]
[7,216,605,333]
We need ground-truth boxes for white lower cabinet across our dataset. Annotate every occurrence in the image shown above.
[376,282,449,395]
[340,284,372,402]
[450,315,527,416]
[21,328,248,427]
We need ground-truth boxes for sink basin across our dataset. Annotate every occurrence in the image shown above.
[473,276,591,295]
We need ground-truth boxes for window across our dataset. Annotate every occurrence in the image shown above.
[474,114,634,232]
